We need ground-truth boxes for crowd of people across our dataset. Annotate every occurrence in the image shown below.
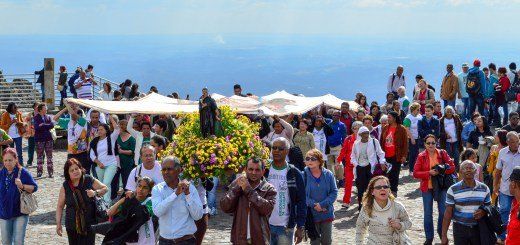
[0,59,520,244]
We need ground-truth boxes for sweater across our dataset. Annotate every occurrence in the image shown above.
[33,114,55,142]
[292,131,315,157]
[303,167,338,222]
[355,200,412,245]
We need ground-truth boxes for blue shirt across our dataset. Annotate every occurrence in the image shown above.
[326,121,346,147]
[0,167,38,219]
[303,167,338,222]
[446,180,491,226]
[458,72,469,98]
[461,121,475,144]
[151,181,203,239]
[487,74,500,99]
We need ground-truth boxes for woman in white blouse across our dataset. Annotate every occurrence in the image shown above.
[439,106,463,168]
[99,82,114,101]
[89,115,119,202]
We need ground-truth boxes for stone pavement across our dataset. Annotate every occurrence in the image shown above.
[26,149,449,244]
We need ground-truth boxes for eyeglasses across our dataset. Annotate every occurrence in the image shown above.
[271,146,286,151]
[161,167,178,172]
[305,157,318,161]
[425,142,436,146]
[374,185,390,190]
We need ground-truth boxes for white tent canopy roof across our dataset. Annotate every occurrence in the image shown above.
[66,91,359,116]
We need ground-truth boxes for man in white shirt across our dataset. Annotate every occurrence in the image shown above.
[152,156,203,244]
[493,132,520,241]
[125,145,164,197]
[388,65,405,98]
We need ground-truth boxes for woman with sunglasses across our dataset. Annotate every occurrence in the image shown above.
[355,175,411,244]
[304,149,338,245]
[413,134,455,245]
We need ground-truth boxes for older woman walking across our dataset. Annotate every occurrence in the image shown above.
[337,121,362,208]
[56,158,108,245]
[304,148,338,245]
[33,103,55,178]
[0,148,38,244]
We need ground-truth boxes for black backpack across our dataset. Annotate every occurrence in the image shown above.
[466,70,481,96]
[506,72,520,102]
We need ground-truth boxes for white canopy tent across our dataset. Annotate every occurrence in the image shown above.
[65,91,359,116]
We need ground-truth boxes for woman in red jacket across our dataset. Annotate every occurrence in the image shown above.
[337,121,362,208]
[494,67,511,126]
[413,134,455,245]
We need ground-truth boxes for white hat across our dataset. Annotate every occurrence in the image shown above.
[358,126,370,135]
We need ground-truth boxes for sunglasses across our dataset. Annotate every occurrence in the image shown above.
[425,142,436,146]
[305,157,318,161]
[374,185,390,190]
[272,146,286,151]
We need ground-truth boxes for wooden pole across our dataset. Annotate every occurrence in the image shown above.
[43,58,55,110]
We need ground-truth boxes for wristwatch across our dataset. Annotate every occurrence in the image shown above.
[95,190,99,197]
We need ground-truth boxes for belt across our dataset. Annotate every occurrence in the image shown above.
[159,235,195,244]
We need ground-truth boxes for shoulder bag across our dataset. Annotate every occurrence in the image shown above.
[18,168,38,214]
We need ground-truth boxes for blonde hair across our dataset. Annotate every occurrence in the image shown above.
[362,176,395,217]
[306,148,325,168]
[409,102,421,113]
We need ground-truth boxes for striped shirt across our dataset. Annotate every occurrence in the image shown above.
[74,78,93,100]
[446,180,491,226]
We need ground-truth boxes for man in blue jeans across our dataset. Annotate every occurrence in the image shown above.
[457,63,470,121]
[266,138,306,245]
[493,132,520,241]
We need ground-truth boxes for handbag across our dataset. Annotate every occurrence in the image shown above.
[94,196,109,223]
[303,171,321,241]
[372,139,389,177]
[18,168,38,214]
[50,128,57,141]
[391,202,411,245]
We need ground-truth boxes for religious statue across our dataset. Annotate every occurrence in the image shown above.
[199,88,220,138]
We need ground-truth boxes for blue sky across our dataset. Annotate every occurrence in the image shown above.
[1,0,519,37]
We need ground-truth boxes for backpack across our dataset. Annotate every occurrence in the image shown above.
[466,69,481,96]
[506,73,520,102]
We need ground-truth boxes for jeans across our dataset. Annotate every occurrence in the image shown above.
[310,221,333,245]
[469,95,485,118]
[499,193,514,240]
[27,137,35,166]
[444,142,460,171]
[0,215,29,245]
[207,177,219,211]
[443,99,455,108]
[95,164,118,203]
[495,101,509,126]
[9,137,23,165]
[461,97,470,121]
[110,167,122,200]
[408,139,420,173]
[453,222,481,245]
[422,190,446,240]
[269,225,294,245]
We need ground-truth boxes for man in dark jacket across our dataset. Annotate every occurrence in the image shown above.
[67,67,82,98]
[34,68,44,101]
[220,158,276,245]
[265,137,306,244]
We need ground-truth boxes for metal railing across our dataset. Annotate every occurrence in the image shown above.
[0,71,119,109]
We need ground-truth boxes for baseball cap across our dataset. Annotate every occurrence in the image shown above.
[462,63,469,68]
[473,59,481,67]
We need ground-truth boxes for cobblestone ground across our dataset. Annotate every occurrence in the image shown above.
[25,148,451,244]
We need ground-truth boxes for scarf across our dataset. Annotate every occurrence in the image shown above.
[68,177,88,236]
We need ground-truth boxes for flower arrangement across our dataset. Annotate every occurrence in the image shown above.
[159,106,270,179]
